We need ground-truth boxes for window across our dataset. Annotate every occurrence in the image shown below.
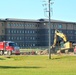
[58,24,62,28]
[71,37,73,39]
[11,23,13,26]
[20,37,22,40]
[8,23,11,27]
[2,30,4,33]
[8,37,10,40]
[33,31,35,33]
[25,24,27,27]
[30,44,32,47]
[21,24,24,27]
[22,30,24,33]
[11,30,13,33]
[75,31,76,34]
[25,37,27,39]
[38,25,39,27]
[33,44,35,46]
[30,37,32,40]
[11,37,14,40]
[71,31,73,33]
[51,30,54,33]
[17,30,19,33]
[17,37,19,40]
[28,30,29,33]
[59,30,62,33]
[47,30,49,33]
[67,31,68,33]
[9,43,16,46]
[25,30,27,33]
[14,23,16,26]
[30,31,32,33]
[20,30,21,33]
[23,44,24,47]
[33,37,35,40]
[16,23,19,26]
[8,30,10,33]
[14,30,16,33]
[2,23,4,26]
[29,24,32,27]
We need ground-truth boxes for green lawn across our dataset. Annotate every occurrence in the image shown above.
[0,55,76,75]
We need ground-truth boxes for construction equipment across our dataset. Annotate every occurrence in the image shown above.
[52,30,73,53]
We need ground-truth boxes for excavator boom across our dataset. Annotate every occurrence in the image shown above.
[55,30,67,42]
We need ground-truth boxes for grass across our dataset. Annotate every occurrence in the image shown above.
[0,55,76,75]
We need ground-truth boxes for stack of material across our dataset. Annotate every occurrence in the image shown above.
[40,49,48,55]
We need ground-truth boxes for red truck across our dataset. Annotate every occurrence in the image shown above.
[0,41,20,55]
[74,46,76,54]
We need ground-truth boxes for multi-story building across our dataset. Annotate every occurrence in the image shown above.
[0,18,76,48]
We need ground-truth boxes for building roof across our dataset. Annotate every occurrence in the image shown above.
[38,19,76,23]
[0,18,76,24]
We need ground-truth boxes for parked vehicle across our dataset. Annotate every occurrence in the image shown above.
[74,46,76,54]
[0,41,20,55]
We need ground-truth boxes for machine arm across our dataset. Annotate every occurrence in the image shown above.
[52,30,67,47]
[55,30,67,42]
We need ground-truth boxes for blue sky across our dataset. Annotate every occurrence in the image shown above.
[0,0,76,22]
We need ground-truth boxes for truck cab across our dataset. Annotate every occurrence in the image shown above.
[0,41,20,55]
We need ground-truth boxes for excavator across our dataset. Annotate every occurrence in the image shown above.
[52,30,73,53]
[40,29,73,55]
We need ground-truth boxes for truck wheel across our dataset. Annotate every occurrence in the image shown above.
[7,51,12,55]
[0,50,4,55]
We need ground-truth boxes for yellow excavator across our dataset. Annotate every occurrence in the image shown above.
[52,30,73,53]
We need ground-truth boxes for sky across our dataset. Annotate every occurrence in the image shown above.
[0,0,76,22]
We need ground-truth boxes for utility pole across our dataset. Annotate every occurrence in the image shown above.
[42,0,54,59]
[48,0,51,59]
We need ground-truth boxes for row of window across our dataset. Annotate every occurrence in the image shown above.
[7,29,49,34]
[8,36,35,40]
[1,22,76,30]
[6,35,74,41]
[19,43,48,48]
[7,30,35,34]
[18,43,36,47]
[58,30,76,34]
[53,24,62,28]
[7,36,49,41]
[7,23,62,28]
[6,29,76,34]
[18,42,48,47]
[7,23,39,27]
[19,43,47,47]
